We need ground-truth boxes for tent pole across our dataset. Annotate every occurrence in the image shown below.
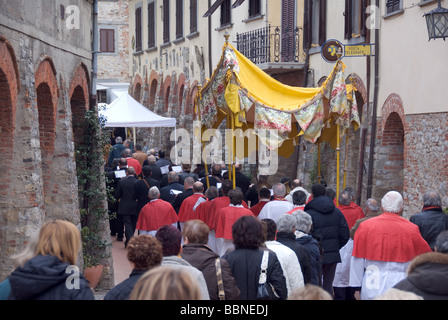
[174,126,178,165]
[133,127,136,150]
[336,124,341,206]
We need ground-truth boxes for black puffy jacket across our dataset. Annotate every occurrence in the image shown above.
[410,208,448,250]
[304,196,350,264]
[8,255,94,300]
[223,248,287,300]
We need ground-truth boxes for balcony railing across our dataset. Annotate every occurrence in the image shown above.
[236,26,303,65]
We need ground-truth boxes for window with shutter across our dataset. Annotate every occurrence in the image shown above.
[163,0,170,44]
[100,29,115,53]
[148,1,156,48]
[345,0,367,40]
[190,0,198,34]
[220,0,231,26]
[135,7,142,52]
[176,0,184,39]
[386,0,401,14]
[249,0,261,18]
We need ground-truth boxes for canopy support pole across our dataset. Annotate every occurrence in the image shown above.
[336,124,341,206]
[343,133,349,190]
[226,113,232,183]
[317,141,322,184]
[230,112,236,189]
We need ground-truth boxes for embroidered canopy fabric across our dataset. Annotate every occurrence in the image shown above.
[195,41,360,157]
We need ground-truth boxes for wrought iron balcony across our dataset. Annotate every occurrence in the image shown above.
[236,26,303,66]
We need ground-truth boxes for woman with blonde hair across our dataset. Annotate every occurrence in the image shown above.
[8,220,94,300]
[129,266,202,300]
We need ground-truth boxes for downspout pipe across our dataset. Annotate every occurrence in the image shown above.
[366,0,380,199]
[91,0,99,109]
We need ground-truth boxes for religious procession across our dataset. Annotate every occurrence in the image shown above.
[1,0,448,310]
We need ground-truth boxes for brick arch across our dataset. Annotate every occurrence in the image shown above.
[163,75,172,114]
[132,74,143,102]
[69,63,90,110]
[346,73,367,107]
[381,93,407,134]
[177,73,186,114]
[35,57,59,212]
[188,80,199,118]
[70,63,90,147]
[35,58,58,153]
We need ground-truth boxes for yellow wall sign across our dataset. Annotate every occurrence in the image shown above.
[344,44,372,57]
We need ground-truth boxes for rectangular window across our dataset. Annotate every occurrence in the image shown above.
[220,0,231,26]
[163,0,170,43]
[100,28,115,53]
[135,6,142,52]
[304,0,326,48]
[386,0,401,14]
[344,0,368,40]
[249,0,261,18]
[176,0,184,39]
[148,1,156,48]
[190,0,198,34]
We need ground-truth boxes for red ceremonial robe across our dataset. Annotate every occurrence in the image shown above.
[178,193,205,223]
[208,196,249,230]
[337,202,365,229]
[196,200,215,227]
[126,157,142,176]
[136,199,179,232]
[214,206,255,240]
[352,212,431,263]
[286,205,305,215]
[250,200,270,217]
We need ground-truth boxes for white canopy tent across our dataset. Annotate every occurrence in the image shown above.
[100,92,178,162]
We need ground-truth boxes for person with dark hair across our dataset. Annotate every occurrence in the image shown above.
[195,187,220,251]
[215,189,255,256]
[104,235,163,300]
[115,166,139,247]
[304,183,350,296]
[262,218,305,295]
[286,190,307,214]
[156,150,171,169]
[245,175,272,207]
[132,144,148,167]
[410,190,448,250]
[333,190,365,300]
[325,187,336,201]
[393,230,448,300]
[155,225,210,299]
[207,180,249,250]
[160,171,184,205]
[134,165,160,217]
[222,216,287,300]
[250,187,272,217]
[200,163,224,191]
[181,220,240,300]
[178,182,205,231]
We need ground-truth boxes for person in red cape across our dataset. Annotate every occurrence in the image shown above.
[333,190,366,300]
[207,180,248,232]
[215,189,254,256]
[195,187,220,252]
[178,182,205,231]
[250,187,271,217]
[136,187,179,237]
[124,148,142,177]
[350,191,431,300]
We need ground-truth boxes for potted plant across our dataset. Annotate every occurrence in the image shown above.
[75,109,111,289]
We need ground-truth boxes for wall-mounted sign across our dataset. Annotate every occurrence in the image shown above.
[321,39,374,63]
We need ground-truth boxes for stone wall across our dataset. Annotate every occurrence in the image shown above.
[0,0,114,289]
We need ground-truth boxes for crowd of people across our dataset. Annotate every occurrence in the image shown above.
[1,137,447,301]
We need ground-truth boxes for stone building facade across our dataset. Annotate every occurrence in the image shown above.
[0,0,114,288]
[304,0,448,217]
